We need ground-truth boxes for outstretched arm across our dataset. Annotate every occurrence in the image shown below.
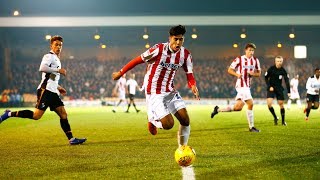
[112,56,144,80]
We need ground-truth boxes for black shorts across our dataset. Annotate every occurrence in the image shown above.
[36,89,64,111]
[267,90,285,100]
[306,94,319,103]
[128,94,135,101]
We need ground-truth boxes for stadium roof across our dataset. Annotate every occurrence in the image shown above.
[0,0,320,47]
[1,0,320,17]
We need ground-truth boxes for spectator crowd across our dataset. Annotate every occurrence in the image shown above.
[1,56,317,105]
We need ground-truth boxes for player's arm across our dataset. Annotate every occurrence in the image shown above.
[228,57,241,78]
[283,70,291,94]
[227,67,241,78]
[264,68,271,89]
[182,53,200,100]
[135,81,141,91]
[112,81,119,96]
[113,44,160,80]
[112,56,144,80]
[39,54,66,76]
[306,77,312,90]
[57,85,67,95]
[249,69,261,77]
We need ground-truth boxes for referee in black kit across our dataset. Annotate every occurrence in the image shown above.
[265,56,290,126]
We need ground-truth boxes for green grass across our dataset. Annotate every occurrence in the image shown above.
[0,105,320,179]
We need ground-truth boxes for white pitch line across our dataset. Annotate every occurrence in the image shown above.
[181,166,196,180]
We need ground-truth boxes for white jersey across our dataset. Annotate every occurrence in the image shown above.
[306,75,320,95]
[116,77,127,93]
[126,79,138,95]
[37,52,61,93]
[230,55,261,89]
[290,78,300,99]
[290,78,299,93]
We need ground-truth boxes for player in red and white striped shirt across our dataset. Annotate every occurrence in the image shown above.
[211,43,261,132]
[112,25,199,147]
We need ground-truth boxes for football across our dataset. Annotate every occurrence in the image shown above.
[174,145,196,167]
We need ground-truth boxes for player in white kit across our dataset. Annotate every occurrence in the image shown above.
[125,73,141,113]
[112,74,127,113]
[0,36,86,145]
[287,74,302,109]
[304,68,320,121]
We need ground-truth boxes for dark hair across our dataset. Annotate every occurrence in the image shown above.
[50,35,63,44]
[169,25,186,36]
[245,43,256,49]
[315,68,320,72]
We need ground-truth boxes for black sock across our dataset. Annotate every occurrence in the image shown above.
[60,119,73,140]
[133,103,137,110]
[268,107,277,119]
[306,108,311,117]
[11,110,34,119]
[280,108,285,122]
[127,104,131,111]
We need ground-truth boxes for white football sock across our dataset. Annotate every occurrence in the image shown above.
[178,125,190,147]
[246,110,254,128]
[287,99,292,109]
[297,99,302,109]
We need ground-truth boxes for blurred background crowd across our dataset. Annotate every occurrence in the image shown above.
[1,55,317,107]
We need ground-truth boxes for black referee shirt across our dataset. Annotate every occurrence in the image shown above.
[265,65,290,93]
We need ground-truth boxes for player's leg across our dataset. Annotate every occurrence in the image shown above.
[218,99,245,112]
[1,108,44,121]
[287,98,292,110]
[1,89,47,123]
[48,90,86,145]
[54,106,86,145]
[278,100,286,126]
[313,101,319,110]
[126,96,132,113]
[305,100,313,121]
[146,93,172,135]
[168,91,190,146]
[112,99,122,112]
[267,89,279,121]
[131,96,140,113]
[311,95,319,110]
[174,108,190,147]
[296,98,302,109]
[211,100,245,118]
[245,99,259,132]
[211,89,246,118]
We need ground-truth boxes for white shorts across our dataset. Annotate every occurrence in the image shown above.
[290,92,300,99]
[235,88,253,101]
[146,91,186,122]
[118,90,126,100]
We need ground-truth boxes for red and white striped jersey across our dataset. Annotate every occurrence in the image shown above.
[141,42,193,94]
[230,55,261,88]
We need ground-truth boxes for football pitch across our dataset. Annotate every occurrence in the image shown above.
[0,105,319,179]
